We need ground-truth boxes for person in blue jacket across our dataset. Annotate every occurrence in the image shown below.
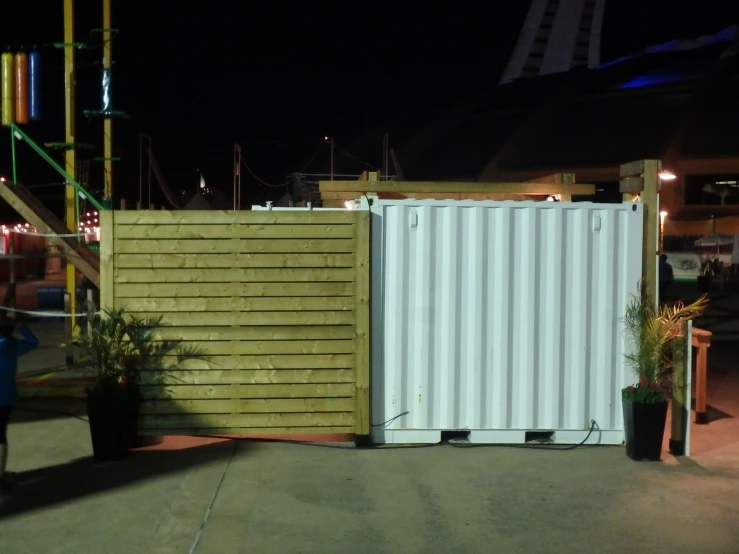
[0,318,39,496]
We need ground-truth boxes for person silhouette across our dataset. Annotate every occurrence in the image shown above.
[658,254,674,305]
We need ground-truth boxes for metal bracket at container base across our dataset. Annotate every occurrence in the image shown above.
[372,428,625,446]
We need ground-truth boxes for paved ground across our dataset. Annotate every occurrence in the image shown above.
[1,408,739,554]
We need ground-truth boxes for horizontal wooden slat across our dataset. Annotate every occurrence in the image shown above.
[139,383,355,400]
[114,224,356,240]
[114,253,355,269]
[144,340,353,356]
[115,282,355,298]
[140,354,354,371]
[138,426,354,436]
[127,312,355,327]
[319,180,596,194]
[114,239,356,254]
[137,369,354,385]
[620,160,646,178]
[118,297,354,313]
[114,268,355,283]
[619,177,645,193]
[113,210,357,225]
[140,397,354,414]
[153,326,355,341]
[139,412,354,429]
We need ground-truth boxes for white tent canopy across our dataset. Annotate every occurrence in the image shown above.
[694,233,734,248]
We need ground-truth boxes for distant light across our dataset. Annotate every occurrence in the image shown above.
[0,177,5,182]
[344,200,354,210]
[660,211,668,217]
[658,170,676,181]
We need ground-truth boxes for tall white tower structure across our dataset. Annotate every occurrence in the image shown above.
[500,0,606,84]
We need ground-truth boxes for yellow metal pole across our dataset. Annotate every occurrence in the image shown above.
[103,0,113,205]
[64,0,77,329]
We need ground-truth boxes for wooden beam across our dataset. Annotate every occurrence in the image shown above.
[321,191,541,201]
[0,182,100,287]
[319,181,595,195]
[524,173,575,185]
[619,176,645,193]
[620,160,646,178]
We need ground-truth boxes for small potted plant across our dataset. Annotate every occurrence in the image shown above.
[74,304,209,461]
[621,282,708,461]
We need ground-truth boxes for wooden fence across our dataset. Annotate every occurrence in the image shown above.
[99,209,370,437]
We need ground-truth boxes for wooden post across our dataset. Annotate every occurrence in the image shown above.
[353,210,371,439]
[692,327,712,424]
[63,0,78,335]
[98,211,114,312]
[64,292,73,366]
[620,160,660,302]
[120,198,126,210]
[102,0,114,206]
[8,234,15,312]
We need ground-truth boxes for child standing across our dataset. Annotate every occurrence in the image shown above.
[0,319,39,497]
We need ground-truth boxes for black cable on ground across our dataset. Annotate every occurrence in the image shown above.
[447,420,599,451]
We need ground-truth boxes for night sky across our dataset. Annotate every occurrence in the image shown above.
[0,1,736,213]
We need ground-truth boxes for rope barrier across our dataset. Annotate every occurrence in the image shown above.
[5,228,98,238]
[0,305,99,318]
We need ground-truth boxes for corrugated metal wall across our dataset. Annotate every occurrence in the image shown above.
[371,200,644,444]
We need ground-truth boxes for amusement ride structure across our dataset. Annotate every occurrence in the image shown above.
[0,0,116,323]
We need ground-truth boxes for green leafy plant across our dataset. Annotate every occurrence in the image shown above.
[74,304,210,396]
[622,282,708,403]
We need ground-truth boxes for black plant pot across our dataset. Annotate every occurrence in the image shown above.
[622,399,668,461]
[86,391,130,461]
[125,388,143,448]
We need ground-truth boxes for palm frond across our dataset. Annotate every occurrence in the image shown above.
[623,280,708,390]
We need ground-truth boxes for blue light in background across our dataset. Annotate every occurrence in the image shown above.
[617,71,689,89]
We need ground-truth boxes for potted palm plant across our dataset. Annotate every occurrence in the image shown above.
[622,282,708,461]
[74,304,209,461]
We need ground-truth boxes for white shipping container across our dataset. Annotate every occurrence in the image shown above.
[370,199,644,445]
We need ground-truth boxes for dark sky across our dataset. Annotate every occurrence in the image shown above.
[0,1,736,211]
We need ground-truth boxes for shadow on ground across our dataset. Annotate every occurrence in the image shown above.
[12,400,90,424]
[0,438,242,520]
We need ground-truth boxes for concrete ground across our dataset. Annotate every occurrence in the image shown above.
[1,280,737,553]
[1,409,739,554]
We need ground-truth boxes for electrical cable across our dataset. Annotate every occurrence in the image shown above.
[239,142,327,189]
[239,158,289,188]
[447,420,599,451]
[371,410,409,428]
[333,144,379,170]
[297,143,326,172]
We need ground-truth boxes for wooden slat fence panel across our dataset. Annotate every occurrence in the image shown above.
[99,210,370,437]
